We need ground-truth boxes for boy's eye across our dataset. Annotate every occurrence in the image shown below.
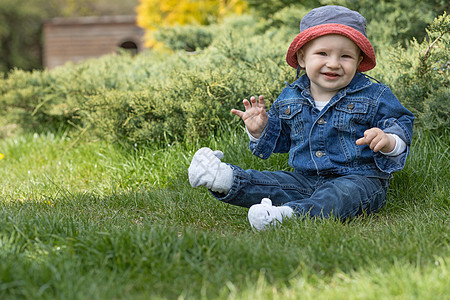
[317,52,327,56]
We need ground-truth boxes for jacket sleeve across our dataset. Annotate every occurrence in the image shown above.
[372,86,415,173]
[249,104,292,159]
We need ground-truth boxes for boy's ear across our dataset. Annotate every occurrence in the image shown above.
[357,53,364,67]
[297,49,306,68]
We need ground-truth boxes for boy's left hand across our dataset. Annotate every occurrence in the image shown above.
[356,128,395,153]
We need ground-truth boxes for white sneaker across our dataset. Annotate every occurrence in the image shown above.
[188,147,233,193]
[248,198,294,231]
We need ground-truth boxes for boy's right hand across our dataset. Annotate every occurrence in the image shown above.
[231,95,268,139]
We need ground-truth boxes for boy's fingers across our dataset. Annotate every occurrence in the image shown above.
[231,109,244,118]
[355,137,366,145]
[235,95,265,118]
[374,136,388,152]
[370,137,381,151]
[373,142,384,152]
[258,95,265,107]
[357,129,377,145]
[364,130,375,140]
[373,144,382,152]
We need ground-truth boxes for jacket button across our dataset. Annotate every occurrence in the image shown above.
[315,151,325,158]
[317,118,325,125]
[347,103,355,110]
[285,107,291,115]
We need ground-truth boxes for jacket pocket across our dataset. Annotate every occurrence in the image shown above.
[332,100,369,132]
[278,103,305,143]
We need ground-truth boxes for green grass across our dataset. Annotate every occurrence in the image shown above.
[0,128,448,299]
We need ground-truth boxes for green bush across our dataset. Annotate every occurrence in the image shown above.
[376,13,449,133]
[341,0,445,48]
[0,69,79,133]
[0,12,448,144]
[80,23,293,144]
[153,24,214,52]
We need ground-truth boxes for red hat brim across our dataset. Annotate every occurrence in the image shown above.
[286,23,376,72]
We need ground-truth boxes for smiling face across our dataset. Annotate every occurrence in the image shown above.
[297,34,363,102]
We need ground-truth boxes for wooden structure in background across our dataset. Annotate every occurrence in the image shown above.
[43,15,145,69]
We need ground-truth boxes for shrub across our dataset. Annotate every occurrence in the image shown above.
[0,14,294,145]
[153,25,214,52]
[342,0,443,48]
[0,12,448,145]
[0,69,80,133]
[79,23,293,144]
[380,13,449,133]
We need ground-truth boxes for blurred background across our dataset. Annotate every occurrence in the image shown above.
[0,0,139,72]
[1,0,447,73]
[0,0,448,141]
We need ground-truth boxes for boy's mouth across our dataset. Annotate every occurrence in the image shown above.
[322,72,341,79]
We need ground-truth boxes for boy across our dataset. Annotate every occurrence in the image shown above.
[188,5,414,230]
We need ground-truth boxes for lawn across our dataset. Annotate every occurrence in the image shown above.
[0,129,448,299]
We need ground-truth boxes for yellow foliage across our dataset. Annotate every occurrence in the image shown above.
[136,0,248,48]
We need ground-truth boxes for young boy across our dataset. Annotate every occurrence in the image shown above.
[188,5,414,230]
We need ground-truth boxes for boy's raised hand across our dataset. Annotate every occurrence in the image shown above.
[231,95,268,139]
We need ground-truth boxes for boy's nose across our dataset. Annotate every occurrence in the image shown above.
[326,56,340,68]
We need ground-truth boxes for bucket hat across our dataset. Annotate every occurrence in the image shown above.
[286,5,376,72]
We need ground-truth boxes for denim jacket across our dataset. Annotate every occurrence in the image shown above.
[250,72,415,179]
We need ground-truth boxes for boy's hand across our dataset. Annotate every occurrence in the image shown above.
[231,95,268,139]
[356,128,396,153]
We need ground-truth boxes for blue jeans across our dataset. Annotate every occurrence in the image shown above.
[212,165,389,220]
